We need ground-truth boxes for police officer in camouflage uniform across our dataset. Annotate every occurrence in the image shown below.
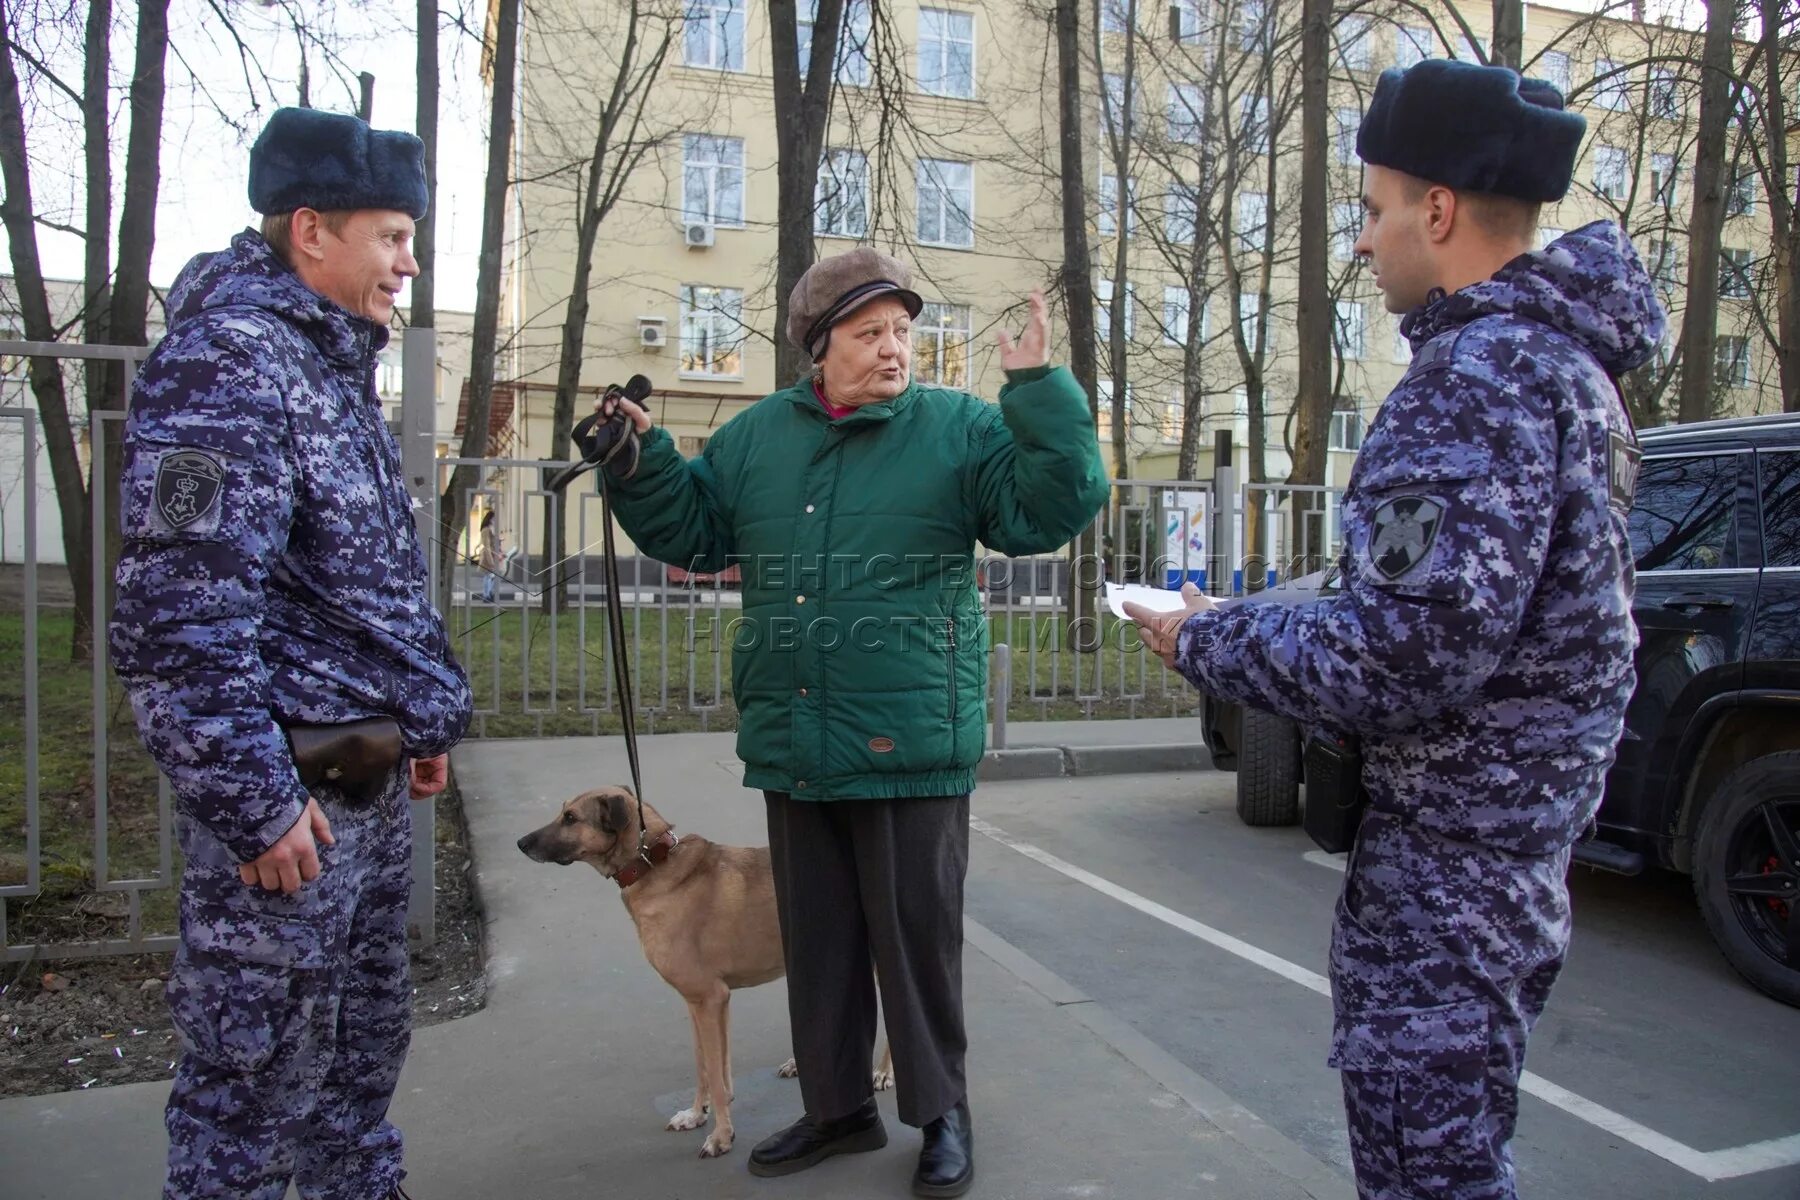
[1128,61,1665,1198]
[110,107,472,1200]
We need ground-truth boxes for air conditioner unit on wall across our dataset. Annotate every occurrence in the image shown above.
[684,222,715,249]
[638,318,667,350]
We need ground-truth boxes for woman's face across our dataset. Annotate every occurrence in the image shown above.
[819,296,913,407]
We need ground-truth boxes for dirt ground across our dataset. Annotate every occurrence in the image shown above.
[0,561,75,608]
[0,775,487,1098]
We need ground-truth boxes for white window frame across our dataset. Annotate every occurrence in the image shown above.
[1097,279,1135,341]
[1594,58,1631,111]
[1720,248,1753,299]
[1336,15,1371,71]
[1728,171,1757,217]
[1329,400,1366,451]
[1237,290,1265,351]
[917,8,976,99]
[684,0,745,71]
[1171,0,1205,44]
[1240,93,1270,154]
[1238,0,1267,52]
[1102,72,1134,140]
[1651,153,1679,210]
[1536,225,1565,250]
[1539,50,1570,98]
[1395,25,1431,69]
[1334,299,1365,360]
[1332,200,1360,260]
[1593,144,1628,201]
[798,0,873,86]
[1097,379,1134,435]
[679,284,746,379]
[1162,285,1191,346]
[913,302,972,388]
[916,158,975,248]
[682,134,746,227]
[1235,190,1268,254]
[1167,82,1205,145]
[1715,335,1751,387]
[1649,66,1680,119]
[1098,173,1137,237]
[815,148,869,238]
[1164,183,1198,245]
[1333,106,1360,166]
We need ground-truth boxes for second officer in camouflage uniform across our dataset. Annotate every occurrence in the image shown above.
[110,107,471,1199]
[1127,61,1665,1198]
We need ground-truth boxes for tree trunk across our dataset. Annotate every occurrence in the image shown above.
[1676,0,1735,424]
[1285,0,1331,579]
[1097,0,1137,486]
[1761,0,1798,413]
[1055,0,1101,650]
[92,0,169,646]
[413,0,438,329]
[1,1,88,658]
[768,0,843,390]
[82,0,113,457]
[438,0,519,607]
[1490,0,1523,70]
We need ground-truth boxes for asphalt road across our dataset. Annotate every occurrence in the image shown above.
[963,769,1800,1200]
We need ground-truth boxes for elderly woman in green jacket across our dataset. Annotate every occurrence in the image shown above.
[599,247,1107,1198]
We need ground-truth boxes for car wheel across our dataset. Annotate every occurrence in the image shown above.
[1236,706,1300,827]
[1692,751,1800,1008]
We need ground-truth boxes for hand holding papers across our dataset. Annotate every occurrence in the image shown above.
[1115,581,1218,671]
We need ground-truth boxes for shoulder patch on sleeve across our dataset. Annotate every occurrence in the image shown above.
[1368,495,1444,580]
[151,448,227,536]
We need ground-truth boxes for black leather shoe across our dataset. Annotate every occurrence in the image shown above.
[913,1099,973,1197]
[748,1099,888,1177]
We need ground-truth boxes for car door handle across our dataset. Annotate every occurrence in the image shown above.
[1660,593,1735,611]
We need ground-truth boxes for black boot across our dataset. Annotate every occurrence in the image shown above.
[913,1099,973,1197]
[748,1098,888,1177]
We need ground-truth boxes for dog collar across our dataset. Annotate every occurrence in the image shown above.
[612,830,680,889]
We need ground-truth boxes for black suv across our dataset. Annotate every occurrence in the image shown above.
[1202,413,1800,1007]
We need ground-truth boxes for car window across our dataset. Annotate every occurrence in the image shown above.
[1628,453,1740,572]
[1760,450,1800,568]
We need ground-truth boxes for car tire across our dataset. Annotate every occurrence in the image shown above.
[1236,706,1300,827]
[1691,750,1800,1008]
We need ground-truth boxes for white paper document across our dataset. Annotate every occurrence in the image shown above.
[1105,582,1219,620]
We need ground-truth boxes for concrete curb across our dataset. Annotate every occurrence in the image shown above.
[979,740,1213,781]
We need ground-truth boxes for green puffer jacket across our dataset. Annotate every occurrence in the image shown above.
[610,365,1108,800]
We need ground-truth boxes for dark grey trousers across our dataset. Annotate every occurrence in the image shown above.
[764,791,970,1129]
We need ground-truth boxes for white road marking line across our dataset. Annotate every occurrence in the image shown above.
[971,816,1800,1183]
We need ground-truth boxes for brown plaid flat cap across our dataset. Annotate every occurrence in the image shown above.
[786,247,925,362]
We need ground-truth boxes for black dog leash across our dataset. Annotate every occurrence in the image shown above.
[552,376,651,855]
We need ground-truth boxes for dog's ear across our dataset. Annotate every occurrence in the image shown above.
[599,790,632,835]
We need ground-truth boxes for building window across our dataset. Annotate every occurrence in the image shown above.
[684,0,744,71]
[1336,15,1371,71]
[1096,279,1135,341]
[1395,25,1431,69]
[1235,190,1267,254]
[1238,0,1267,52]
[1240,93,1269,154]
[1102,72,1134,140]
[1536,225,1564,250]
[1650,153,1679,209]
[1238,291,1266,351]
[1593,58,1630,111]
[913,302,971,387]
[680,285,745,377]
[1719,248,1752,299]
[1164,183,1197,245]
[1329,398,1366,451]
[1334,300,1365,360]
[1593,145,1628,201]
[677,435,711,455]
[1097,380,1133,436]
[814,148,869,238]
[1162,286,1191,346]
[1170,0,1204,44]
[1539,50,1570,98]
[682,134,745,227]
[1647,238,1681,286]
[1159,392,1184,442]
[918,8,975,98]
[1333,106,1360,166]
[798,0,872,86]
[1167,82,1205,145]
[1332,201,1360,260]
[1649,67,1680,119]
[1100,0,1130,35]
[1392,322,1411,363]
[916,158,974,247]
[1714,335,1751,387]
[1728,171,1757,217]
[1098,173,1136,237]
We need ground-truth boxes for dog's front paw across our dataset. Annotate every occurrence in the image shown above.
[699,1129,734,1158]
[872,1066,895,1091]
[667,1106,709,1131]
[777,1057,798,1078]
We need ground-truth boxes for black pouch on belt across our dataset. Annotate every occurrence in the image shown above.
[1302,731,1367,855]
[283,717,404,805]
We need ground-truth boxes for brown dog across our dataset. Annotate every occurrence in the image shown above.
[516,786,892,1158]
